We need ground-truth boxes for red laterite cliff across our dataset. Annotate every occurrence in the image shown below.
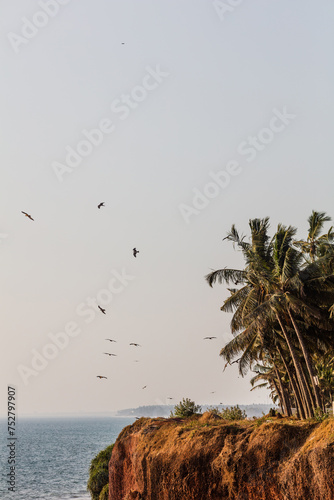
[108,413,334,500]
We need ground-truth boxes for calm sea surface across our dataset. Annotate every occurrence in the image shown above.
[0,416,135,500]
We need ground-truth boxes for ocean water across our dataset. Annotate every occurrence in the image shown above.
[0,416,135,500]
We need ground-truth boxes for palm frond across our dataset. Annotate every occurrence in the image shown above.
[205,268,246,287]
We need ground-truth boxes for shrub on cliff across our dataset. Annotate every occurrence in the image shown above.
[99,484,109,500]
[314,407,329,422]
[171,398,201,417]
[220,405,246,420]
[206,406,221,415]
[87,444,114,500]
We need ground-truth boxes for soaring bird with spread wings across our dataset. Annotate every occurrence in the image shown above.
[104,353,117,356]
[96,376,107,379]
[133,248,139,258]
[98,202,105,209]
[21,211,34,221]
[130,343,141,347]
[98,306,106,314]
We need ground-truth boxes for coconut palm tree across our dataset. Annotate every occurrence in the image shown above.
[294,210,333,262]
[206,214,334,418]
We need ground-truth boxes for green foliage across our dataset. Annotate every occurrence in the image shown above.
[313,407,329,423]
[220,405,247,421]
[87,444,114,500]
[254,415,266,427]
[171,398,201,417]
[206,406,221,415]
[99,484,109,500]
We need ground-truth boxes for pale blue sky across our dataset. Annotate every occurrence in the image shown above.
[1,0,334,416]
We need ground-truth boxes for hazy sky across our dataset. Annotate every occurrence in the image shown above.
[1,0,334,417]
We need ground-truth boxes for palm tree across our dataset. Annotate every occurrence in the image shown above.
[294,210,333,262]
[206,215,334,418]
[314,352,334,407]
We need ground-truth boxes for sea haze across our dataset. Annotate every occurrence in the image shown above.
[0,416,135,500]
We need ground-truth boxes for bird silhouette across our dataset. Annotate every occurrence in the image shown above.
[104,353,117,356]
[210,391,216,394]
[98,202,105,209]
[223,357,241,372]
[130,343,141,347]
[98,306,106,314]
[167,397,173,400]
[105,339,116,342]
[142,385,147,389]
[21,211,34,221]
[96,376,107,379]
[204,336,217,340]
[133,248,139,258]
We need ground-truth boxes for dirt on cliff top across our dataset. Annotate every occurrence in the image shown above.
[109,414,334,500]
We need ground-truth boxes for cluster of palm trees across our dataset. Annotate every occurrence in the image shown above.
[206,211,334,419]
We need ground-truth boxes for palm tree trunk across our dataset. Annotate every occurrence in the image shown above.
[276,343,305,419]
[291,373,304,419]
[291,370,307,419]
[288,380,300,418]
[272,379,284,413]
[273,363,290,416]
[284,383,292,416]
[287,308,323,410]
[299,360,316,412]
[276,312,314,417]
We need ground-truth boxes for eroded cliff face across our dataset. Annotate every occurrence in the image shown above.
[109,414,334,500]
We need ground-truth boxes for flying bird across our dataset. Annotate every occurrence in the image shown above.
[105,339,116,342]
[133,248,139,258]
[167,397,173,400]
[96,376,107,379]
[210,391,216,394]
[98,202,105,209]
[21,211,34,221]
[104,353,117,356]
[142,385,147,389]
[133,360,140,363]
[223,357,241,372]
[204,336,217,340]
[130,343,141,347]
[98,306,106,315]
